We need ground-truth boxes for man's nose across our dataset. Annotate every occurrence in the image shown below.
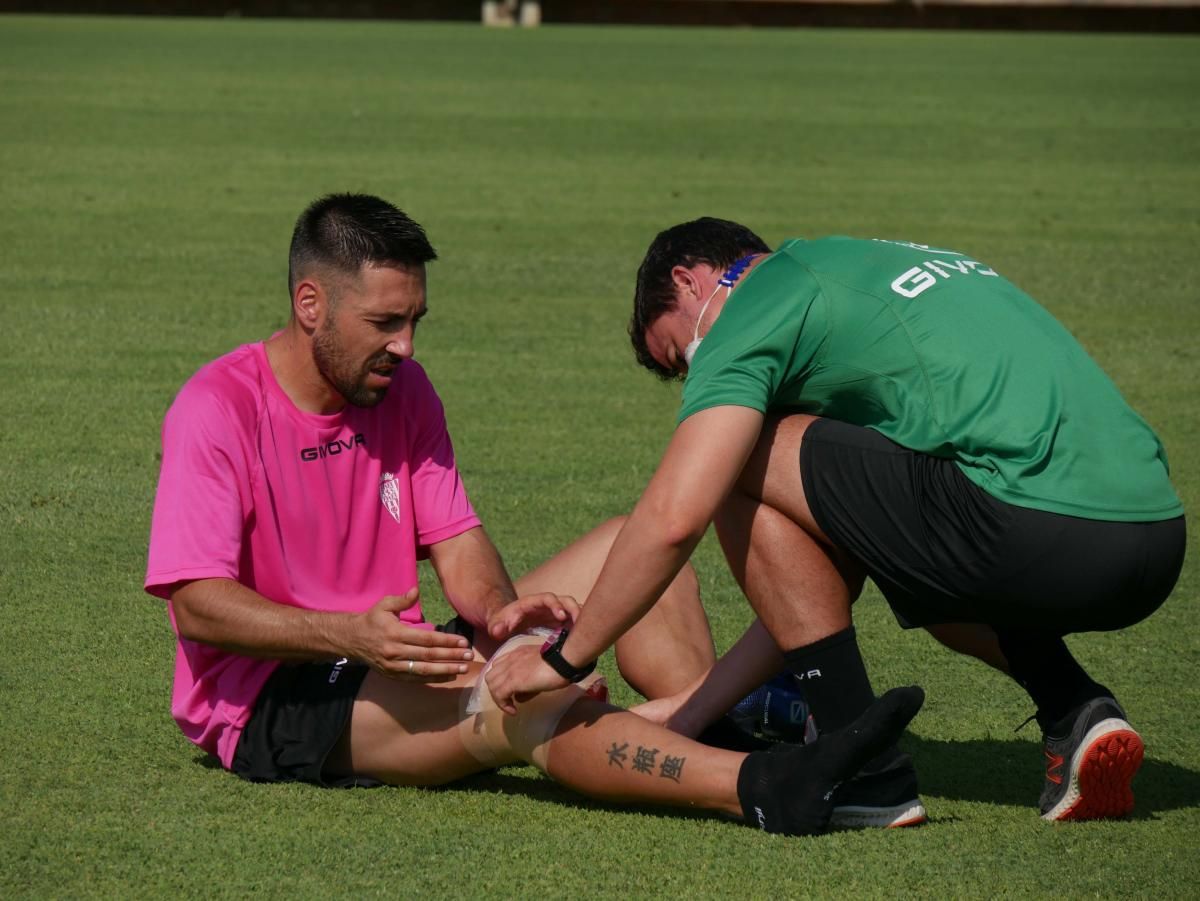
[386,327,414,359]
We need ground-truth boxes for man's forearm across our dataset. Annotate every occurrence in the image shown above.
[171,578,356,661]
[562,406,764,670]
[429,527,518,628]
[668,620,786,734]
[563,507,703,668]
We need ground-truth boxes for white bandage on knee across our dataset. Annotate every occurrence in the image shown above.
[457,632,606,771]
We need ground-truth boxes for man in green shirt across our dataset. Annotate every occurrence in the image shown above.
[486,218,1185,825]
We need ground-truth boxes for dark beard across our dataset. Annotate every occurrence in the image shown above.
[311,321,389,408]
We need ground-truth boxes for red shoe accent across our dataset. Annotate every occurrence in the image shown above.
[887,811,929,829]
[1044,749,1065,785]
[1055,729,1144,821]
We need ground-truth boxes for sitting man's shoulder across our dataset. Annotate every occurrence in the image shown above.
[168,343,266,430]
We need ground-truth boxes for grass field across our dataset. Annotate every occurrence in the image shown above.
[1,13,1198,898]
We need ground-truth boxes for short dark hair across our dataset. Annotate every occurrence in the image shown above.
[288,193,438,298]
[629,217,770,380]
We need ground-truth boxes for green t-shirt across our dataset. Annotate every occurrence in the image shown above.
[679,237,1182,522]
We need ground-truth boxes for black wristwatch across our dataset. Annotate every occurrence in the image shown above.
[540,628,596,683]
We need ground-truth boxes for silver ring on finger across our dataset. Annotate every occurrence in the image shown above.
[408,659,415,674]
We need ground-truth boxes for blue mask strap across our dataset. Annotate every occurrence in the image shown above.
[718,254,759,288]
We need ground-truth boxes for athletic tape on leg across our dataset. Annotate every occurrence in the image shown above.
[458,632,607,770]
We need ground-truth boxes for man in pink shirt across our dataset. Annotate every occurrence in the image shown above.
[145,194,922,835]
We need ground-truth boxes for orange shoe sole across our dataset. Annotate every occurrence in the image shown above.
[1043,722,1144,822]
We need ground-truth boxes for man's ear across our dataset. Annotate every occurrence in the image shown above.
[293,278,325,330]
[670,264,701,304]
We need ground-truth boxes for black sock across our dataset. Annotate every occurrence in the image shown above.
[736,686,926,835]
[995,629,1110,733]
[783,626,875,734]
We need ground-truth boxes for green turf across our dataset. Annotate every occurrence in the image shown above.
[1,13,1198,898]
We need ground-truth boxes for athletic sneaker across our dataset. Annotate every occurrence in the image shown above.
[697,715,773,753]
[730,672,816,744]
[1039,696,1144,822]
[733,676,925,828]
[830,748,927,829]
[737,686,925,836]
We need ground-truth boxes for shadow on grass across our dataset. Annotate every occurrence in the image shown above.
[191,736,1200,821]
[901,734,1200,818]
[442,736,1200,822]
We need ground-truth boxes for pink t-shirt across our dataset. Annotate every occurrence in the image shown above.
[145,342,480,767]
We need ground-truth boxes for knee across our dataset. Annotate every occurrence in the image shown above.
[599,514,628,533]
[636,556,701,616]
[591,515,628,552]
[460,678,600,773]
[668,559,700,602]
[459,636,606,772]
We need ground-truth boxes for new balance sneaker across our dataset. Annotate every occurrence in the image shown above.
[830,748,927,829]
[1039,696,1144,822]
[737,686,925,836]
[733,675,925,828]
[730,672,817,744]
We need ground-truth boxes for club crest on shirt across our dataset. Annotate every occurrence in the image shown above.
[379,473,401,523]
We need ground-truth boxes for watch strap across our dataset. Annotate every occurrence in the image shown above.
[540,628,596,683]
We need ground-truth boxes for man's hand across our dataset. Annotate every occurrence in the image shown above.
[487,592,581,642]
[349,589,475,682]
[484,643,570,715]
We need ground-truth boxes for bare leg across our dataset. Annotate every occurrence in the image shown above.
[516,516,716,698]
[632,618,786,737]
[716,415,884,739]
[541,689,921,824]
[327,665,744,814]
[540,701,744,813]
[326,668,493,786]
[924,623,1011,674]
[716,480,863,649]
[723,414,1011,677]
[327,664,924,831]
[637,456,866,739]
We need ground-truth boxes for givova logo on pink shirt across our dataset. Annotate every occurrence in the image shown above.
[299,433,367,462]
[379,473,402,523]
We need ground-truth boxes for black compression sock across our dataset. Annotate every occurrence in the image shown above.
[995,629,1111,733]
[736,686,926,835]
[783,626,876,734]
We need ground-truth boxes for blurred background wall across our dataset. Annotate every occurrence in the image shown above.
[0,0,1196,31]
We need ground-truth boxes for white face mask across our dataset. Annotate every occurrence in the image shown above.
[679,254,761,370]
[682,281,728,368]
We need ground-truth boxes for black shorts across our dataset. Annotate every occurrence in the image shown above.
[231,616,477,786]
[799,418,1186,633]
[231,657,376,787]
